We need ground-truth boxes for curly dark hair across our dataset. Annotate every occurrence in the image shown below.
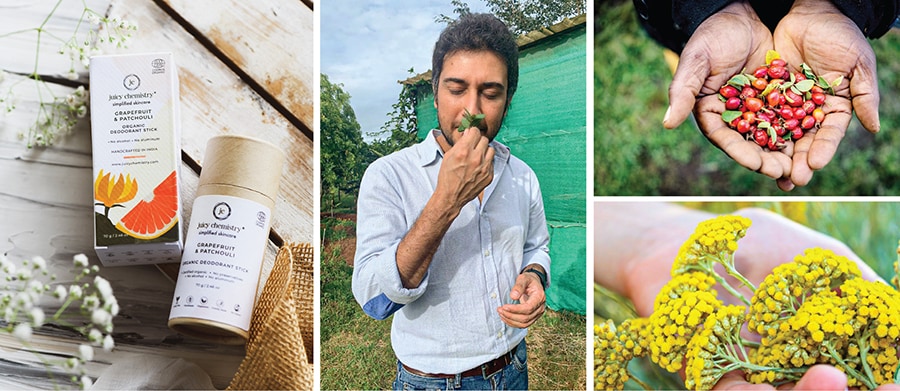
[431,13,519,100]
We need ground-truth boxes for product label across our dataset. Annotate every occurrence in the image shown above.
[169,195,272,331]
[90,53,182,252]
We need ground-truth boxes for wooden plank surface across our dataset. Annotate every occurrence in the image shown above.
[104,0,314,245]
[161,0,315,132]
[0,0,314,388]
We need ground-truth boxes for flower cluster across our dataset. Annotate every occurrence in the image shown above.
[1,254,117,390]
[594,215,900,391]
[0,5,137,148]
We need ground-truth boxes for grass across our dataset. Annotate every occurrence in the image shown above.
[595,0,900,195]
[593,201,900,389]
[321,216,586,390]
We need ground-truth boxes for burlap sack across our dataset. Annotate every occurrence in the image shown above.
[227,242,314,390]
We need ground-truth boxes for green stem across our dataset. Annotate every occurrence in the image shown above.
[711,272,752,306]
[857,333,878,388]
[627,369,652,390]
[824,342,876,390]
[720,254,757,292]
[53,296,74,320]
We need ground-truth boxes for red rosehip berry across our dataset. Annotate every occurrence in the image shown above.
[720,85,740,98]
[742,111,756,123]
[811,86,825,95]
[725,97,742,110]
[801,115,816,129]
[768,66,786,79]
[785,91,803,107]
[773,124,787,137]
[752,78,768,91]
[793,107,807,119]
[753,67,769,79]
[741,86,757,100]
[754,130,768,147]
[794,72,807,82]
[737,119,752,134]
[780,107,795,120]
[767,91,783,107]
[812,108,825,123]
[802,100,817,114]
[792,127,804,140]
[770,58,787,67]
[744,97,764,112]
[811,92,826,105]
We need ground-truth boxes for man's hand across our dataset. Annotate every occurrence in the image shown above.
[773,0,880,187]
[498,267,546,328]
[435,127,495,209]
[665,2,795,189]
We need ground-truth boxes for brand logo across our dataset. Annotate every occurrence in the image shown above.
[152,58,165,68]
[123,74,140,90]
[213,202,231,220]
[256,211,267,228]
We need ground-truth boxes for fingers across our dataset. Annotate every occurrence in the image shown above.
[712,371,774,390]
[790,365,847,391]
[498,274,545,328]
[849,56,881,133]
[696,107,792,181]
[665,50,709,129]
[807,102,852,171]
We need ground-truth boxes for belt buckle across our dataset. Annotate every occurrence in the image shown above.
[480,353,509,378]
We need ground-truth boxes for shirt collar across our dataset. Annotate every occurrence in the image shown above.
[418,129,510,167]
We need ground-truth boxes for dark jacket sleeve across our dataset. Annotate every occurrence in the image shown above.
[831,0,900,38]
[634,0,899,53]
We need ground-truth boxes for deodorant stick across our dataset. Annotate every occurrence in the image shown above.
[168,135,285,344]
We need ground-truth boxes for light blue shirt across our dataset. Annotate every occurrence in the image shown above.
[352,129,551,374]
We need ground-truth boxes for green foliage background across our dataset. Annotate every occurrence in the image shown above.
[595,1,900,195]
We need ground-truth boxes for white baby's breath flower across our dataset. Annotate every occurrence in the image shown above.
[16,267,31,281]
[102,334,114,351]
[94,276,113,301]
[87,13,100,25]
[29,308,44,327]
[12,323,32,342]
[73,254,88,268]
[15,291,33,310]
[68,285,83,299]
[90,308,111,327]
[31,256,46,271]
[105,297,119,317]
[78,344,93,361]
[88,328,102,344]
[79,375,92,390]
[4,307,15,323]
[53,285,67,301]
[82,294,99,311]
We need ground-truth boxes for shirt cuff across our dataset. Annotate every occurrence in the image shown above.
[522,249,551,288]
[373,241,429,304]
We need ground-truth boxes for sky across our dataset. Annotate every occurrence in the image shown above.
[320,0,490,141]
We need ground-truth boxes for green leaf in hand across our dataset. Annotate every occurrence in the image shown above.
[458,109,486,132]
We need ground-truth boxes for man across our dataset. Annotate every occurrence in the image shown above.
[352,13,551,390]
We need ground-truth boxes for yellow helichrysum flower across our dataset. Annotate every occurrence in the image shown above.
[672,215,751,276]
[94,169,138,211]
[594,319,632,390]
[650,272,722,373]
[748,248,861,338]
[685,305,746,391]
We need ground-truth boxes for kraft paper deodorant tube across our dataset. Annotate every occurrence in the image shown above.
[168,135,285,344]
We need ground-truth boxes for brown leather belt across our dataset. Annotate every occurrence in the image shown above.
[401,349,515,379]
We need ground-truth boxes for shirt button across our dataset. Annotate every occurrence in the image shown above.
[483,250,490,256]
[491,292,497,299]
[497,331,503,338]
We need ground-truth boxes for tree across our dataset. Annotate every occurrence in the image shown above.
[366,68,426,161]
[320,73,365,213]
[437,0,586,35]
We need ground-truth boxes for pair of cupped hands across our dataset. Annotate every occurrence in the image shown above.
[664,0,880,191]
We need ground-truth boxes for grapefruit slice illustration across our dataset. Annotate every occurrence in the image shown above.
[115,171,178,239]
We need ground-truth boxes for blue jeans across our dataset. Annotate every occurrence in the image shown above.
[392,340,528,390]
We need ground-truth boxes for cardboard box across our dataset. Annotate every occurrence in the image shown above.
[89,52,183,266]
